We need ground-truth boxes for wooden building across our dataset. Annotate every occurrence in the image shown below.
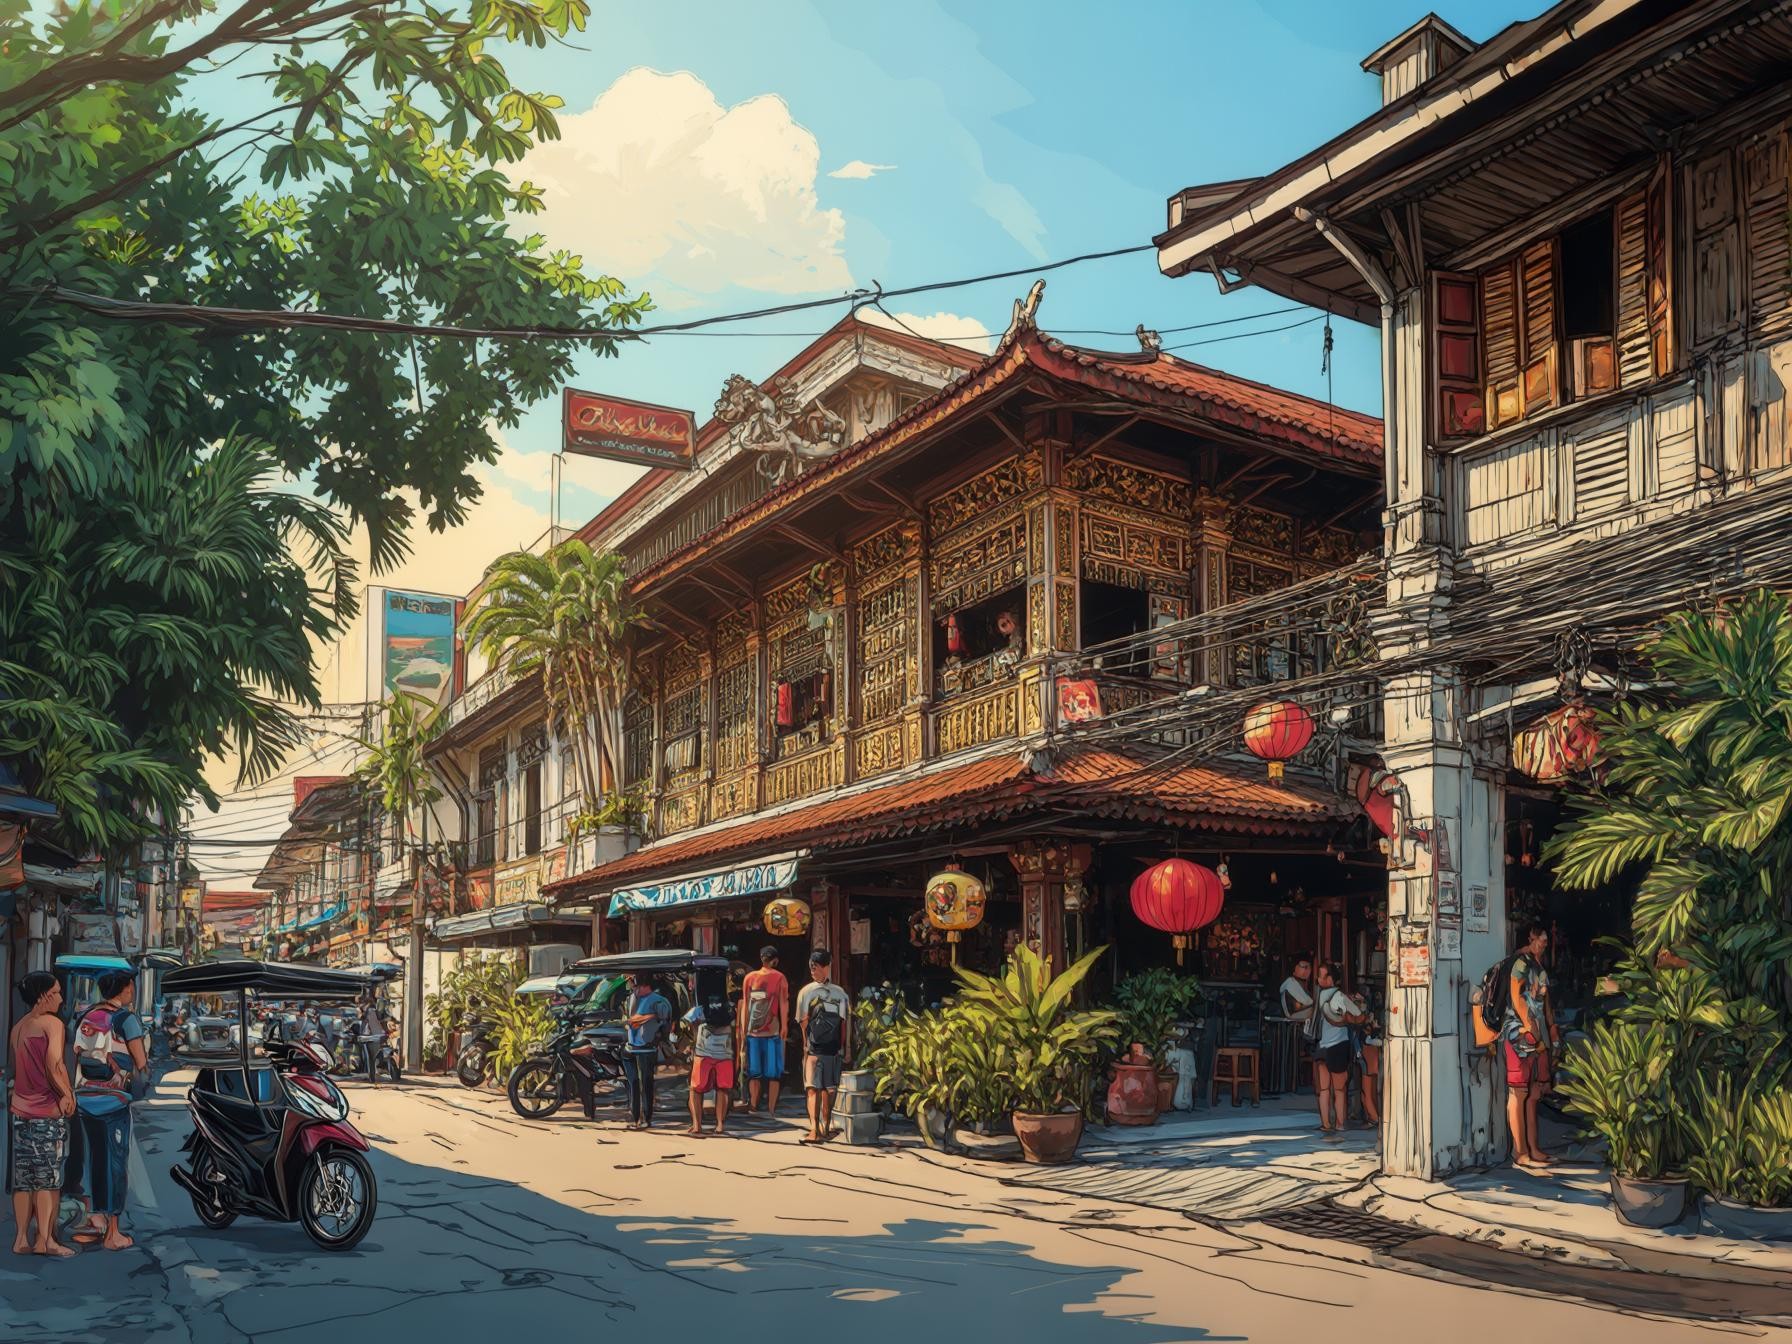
[1153,0,1792,1176]
[538,305,1389,1022]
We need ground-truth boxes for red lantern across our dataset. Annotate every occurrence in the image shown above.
[946,613,966,657]
[774,680,795,729]
[1130,859,1225,965]
[1513,704,1600,782]
[1243,700,1315,779]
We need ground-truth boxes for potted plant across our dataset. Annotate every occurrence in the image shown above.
[868,1011,953,1149]
[1557,1019,1688,1227]
[1687,1074,1792,1240]
[955,945,1120,1165]
[1113,968,1205,1114]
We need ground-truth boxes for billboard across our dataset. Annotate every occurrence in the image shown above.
[382,590,456,704]
[563,388,696,470]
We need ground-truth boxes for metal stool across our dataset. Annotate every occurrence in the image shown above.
[1210,1046,1262,1107]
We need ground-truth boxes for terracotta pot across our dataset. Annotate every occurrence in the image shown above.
[1155,1070,1177,1114]
[1610,1172,1690,1228]
[1013,1110,1085,1165]
[1106,1061,1159,1126]
[1700,1196,1792,1241]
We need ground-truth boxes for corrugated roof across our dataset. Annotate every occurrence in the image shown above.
[545,746,1348,901]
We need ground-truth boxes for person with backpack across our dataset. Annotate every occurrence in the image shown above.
[70,970,149,1251]
[738,946,790,1116]
[8,971,76,1257]
[796,949,851,1144]
[1313,962,1370,1133]
[683,992,737,1137]
[1500,921,1559,1170]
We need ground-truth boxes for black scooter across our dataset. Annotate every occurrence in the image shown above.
[455,1015,495,1088]
[506,1008,625,1119]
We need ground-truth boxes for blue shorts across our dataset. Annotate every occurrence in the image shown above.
[745,1035,784,1080]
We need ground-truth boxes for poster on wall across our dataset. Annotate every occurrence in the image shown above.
[1466,884,1490,934]
[1397,924,1432,987]
[382,591,456,705]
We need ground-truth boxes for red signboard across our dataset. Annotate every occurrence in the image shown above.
[562,389,696,470]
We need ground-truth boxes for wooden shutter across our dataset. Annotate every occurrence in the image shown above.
[1480,259,1523,430]
[1744,127,1791,338]
[1519,239,1560,414]
[1432,272,1485,439]
[1646,159,1674,376]
[1614,187,1652,387]
[1689,149,1740,348]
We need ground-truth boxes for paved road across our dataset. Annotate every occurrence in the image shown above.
[4,1070,1787,1344]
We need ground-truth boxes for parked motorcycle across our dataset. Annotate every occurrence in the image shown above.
[162,960,379,1251]
[506,1010,624,1120]
[455,1016,495,1088]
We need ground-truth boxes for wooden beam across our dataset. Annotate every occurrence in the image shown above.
[987,411,1029,455]
[771,523,840,562]
[864,478,920,517]
[1218,254,1380,326]
[1379,206,1420,291]
[1316,484,1382,532]
[1064,414,1140,467]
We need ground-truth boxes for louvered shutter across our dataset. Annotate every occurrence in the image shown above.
[1744,127,1791,338]
[1614,187,1652,387]
[1432,272,1484,440]
[1646,160,1675,376]
[1480,259,1523,430]
[1519,239,1560,414]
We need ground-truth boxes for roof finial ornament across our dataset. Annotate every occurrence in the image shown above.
[1003,279,1046,345]
[1136,324,1162,354]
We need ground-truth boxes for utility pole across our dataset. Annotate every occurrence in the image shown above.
[404,802,428,1070]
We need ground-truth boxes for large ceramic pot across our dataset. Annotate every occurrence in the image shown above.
[1013,1110,1085,1165]
[1701,1196,1792,1241]
[1610,1172,1690,1228]
[1107,1061,1159,1126]
[1154,1070,1177,1114]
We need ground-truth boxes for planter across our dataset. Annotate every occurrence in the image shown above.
[954,1127,1022,1161]
[1154,1070,1177,1114]
[1106,1061,1159,1126]
[1012,1110,1084,1165]
[1610,1172,1690,1228]
[1701,1196,1792,1241]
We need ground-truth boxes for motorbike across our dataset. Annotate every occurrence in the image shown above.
[455,1016,495,1088]
[506,1008,625,1119]
[162,960,380,1251]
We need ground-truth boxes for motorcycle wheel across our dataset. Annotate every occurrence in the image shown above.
[298,1148,377,1251]
[507,1056,565,1119]
[455,1046,488,1088]
[188,1146,236,1230]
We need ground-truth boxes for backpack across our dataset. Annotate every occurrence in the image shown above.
[701,997,735,1031]
[805,993,843,1056]
[745,987,775,1035]
[1473,953,1523,1046]
[74,1005,121,1083]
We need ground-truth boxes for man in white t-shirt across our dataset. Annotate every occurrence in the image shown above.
[795,949,851,1144]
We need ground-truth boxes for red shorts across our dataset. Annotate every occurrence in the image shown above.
[691,1057,735,1093]
[1504,1040,1549,1088]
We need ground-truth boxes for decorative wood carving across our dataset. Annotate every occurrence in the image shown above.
[935,685,1019,755]
[766,746,836,806]
[930,507,1029,617]
[927,455,1042,536]
[1062,455,1193,518]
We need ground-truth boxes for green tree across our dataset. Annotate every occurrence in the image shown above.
[464,540,644,834]
[0,1,647,850]
[1548,589,1792,1178]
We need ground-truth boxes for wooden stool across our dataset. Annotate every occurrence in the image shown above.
[1211,1046,1261,1107]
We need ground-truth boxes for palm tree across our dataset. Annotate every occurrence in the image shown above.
[463,539,644,838]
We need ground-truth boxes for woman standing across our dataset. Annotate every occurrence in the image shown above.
[1313,962,1368,1133]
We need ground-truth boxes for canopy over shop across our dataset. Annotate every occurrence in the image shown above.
[545,744,1377,1014]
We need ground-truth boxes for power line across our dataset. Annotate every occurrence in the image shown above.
[29,243,1160,344]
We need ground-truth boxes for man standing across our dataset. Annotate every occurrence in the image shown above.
[622,974,671,1131]
[738,946,789,1115]
[1502,921,1559,1170]
[71,970,148,1251]
[796,949,850,1144]
[8,972,76,1257]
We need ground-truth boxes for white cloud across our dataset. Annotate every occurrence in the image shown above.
[516,68,851,305]
[855,308,994,355]
[828,160,896,180]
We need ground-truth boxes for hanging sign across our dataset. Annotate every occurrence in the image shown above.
[608,854,802,915]
[563,389,696,470]
[1057,677,1103,723]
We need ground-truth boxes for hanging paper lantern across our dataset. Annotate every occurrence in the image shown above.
[1130,859,1225,965]
[774,680,796,729]
[1513,704,1600,783]
[763,897,811,937]
[924,863,987,962]
[1243,701,1315,779]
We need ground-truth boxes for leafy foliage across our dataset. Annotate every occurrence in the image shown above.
[464,540,646,831]
[1548,591,1792,1200]
[423,949,524,1060]
[0,0,646,851]
[489,994,555,1080]
[1112,967,1204,1063]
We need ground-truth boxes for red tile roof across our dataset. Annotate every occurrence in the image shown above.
[544,746,1348,900]
[630,325,1381,594]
